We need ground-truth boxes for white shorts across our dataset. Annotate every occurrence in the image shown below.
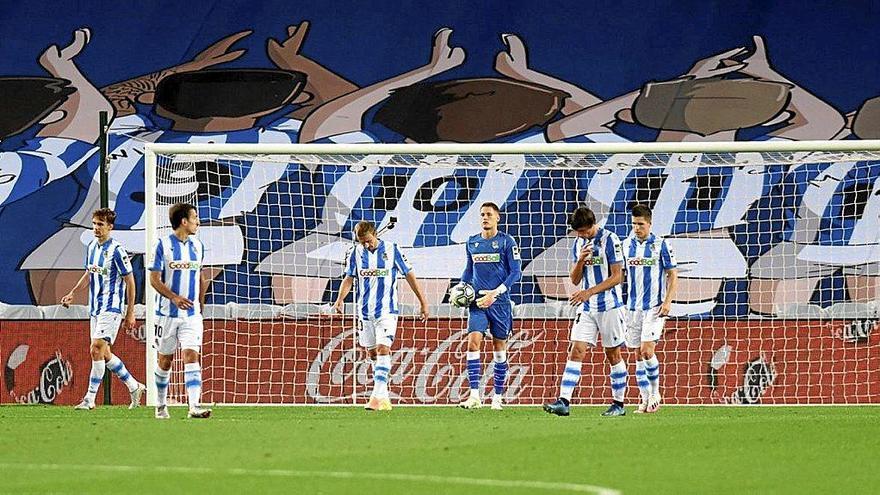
[155,314,204,355]
[625,308,666,348]
[570,307,625,348]
[358,314,398,349]
[90,313,122,344]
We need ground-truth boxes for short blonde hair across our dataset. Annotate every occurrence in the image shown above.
[355,221,377,237]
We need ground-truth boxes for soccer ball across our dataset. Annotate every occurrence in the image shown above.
[449,282,476,308]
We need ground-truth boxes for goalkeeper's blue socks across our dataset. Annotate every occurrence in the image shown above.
[466,351,481,393]
[492,351,508,396]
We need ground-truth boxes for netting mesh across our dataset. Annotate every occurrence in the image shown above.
[148,149,880,405]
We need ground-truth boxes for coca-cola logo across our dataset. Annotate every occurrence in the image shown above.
[835,319,877,343]
[126,322,147,343]
[725,355,776,405]
[4,347,73,404]
[306,328,540,404]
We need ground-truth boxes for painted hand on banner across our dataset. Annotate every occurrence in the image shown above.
[684,46,747,79]
[429,28,466,75]
[494,33,530,80]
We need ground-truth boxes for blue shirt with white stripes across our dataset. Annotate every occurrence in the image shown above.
[85,238,133,317]
[344,240,412,319]
[571,228,624,312]
[0,137,97,208]
[622,233,677,311]
[149,234,205,318]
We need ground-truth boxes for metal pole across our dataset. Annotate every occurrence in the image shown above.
[98,111,112,406]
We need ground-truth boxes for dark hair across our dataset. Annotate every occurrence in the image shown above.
[631,204,653,221]
[355,221,377,237]
[92,208,117,226]
[155,69,306,119]
[169,203,196,229]
[481,202,501,213]
[373,78,567,143]
[569,207,595,230]
[0,77,75,139]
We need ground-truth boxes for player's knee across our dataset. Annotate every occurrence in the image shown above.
[89,341,107,360]
[157,354,173,371]
[568,344,586,362]
[604,346,623,365]
[375,345,391,357]
[182,349,200,363]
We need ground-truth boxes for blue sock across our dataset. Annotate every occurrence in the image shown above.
[466,351,481,393]
[492,351,508,396]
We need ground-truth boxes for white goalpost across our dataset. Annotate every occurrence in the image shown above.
[144,140,880,407]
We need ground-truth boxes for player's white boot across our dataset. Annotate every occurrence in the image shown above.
[74,398,95,410]
[634,400,648,414]
[188,406,212,419]
[155,405,170,420]
[459,391,482,409]
[646,393,661,413]
[491,393,503,411]
[128,383,146,409]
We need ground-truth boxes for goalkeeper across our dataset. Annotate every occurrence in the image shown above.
[458,202,522,411]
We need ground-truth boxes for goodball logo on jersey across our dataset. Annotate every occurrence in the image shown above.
[169,261,201,270]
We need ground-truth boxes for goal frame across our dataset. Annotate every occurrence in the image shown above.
[143,139,880,406]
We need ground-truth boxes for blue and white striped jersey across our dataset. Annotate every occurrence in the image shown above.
[621,233,677,311]
[344,240,412,319]
[0,137,97,208]
[571,228,624,312]
[149,234,205,318]
[85,238,133,317]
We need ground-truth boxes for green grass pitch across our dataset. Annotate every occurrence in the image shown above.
[1,405,877,494]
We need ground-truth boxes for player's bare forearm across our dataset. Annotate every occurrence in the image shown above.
[569,260,585,286]
[334,276,354,307]
[124,274,136,316]
[200,271,209,308]
[663,269,678,308]
[61,271,90,306]
[405,272,429,306]
[588,264,623,294]
[149,271,182,301]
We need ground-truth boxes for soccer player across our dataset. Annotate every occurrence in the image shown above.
[622,204,678,413]
[150,203,211,419]
[62,208,145,410]
[459,202,523,411]
[333,221,430,411]
[544,207,627,417]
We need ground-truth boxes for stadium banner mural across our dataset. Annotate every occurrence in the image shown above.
[0,1,878,313]
[2,318,877,405]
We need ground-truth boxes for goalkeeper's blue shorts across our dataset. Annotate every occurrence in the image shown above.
[467,300,512,340]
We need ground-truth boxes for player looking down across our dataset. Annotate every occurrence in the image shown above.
[149,203,211,419]
[334,221,429,411]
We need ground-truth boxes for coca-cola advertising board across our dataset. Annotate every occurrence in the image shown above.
[2,318,877,405]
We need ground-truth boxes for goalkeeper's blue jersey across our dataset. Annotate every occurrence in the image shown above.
[461,231,522,300]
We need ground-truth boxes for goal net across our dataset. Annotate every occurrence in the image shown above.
[144,142,880,406]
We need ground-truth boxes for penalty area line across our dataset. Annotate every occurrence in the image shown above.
[0,462,621,495]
